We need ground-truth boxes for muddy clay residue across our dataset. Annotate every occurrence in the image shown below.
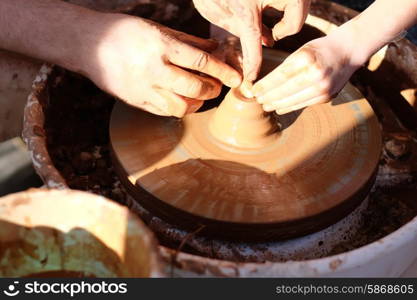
[25,0,416,264]
[109,47,382,242]
[42,69,417,262]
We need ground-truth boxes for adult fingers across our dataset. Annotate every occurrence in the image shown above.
[168,28,219,52]
[138,101,171,117]
[256,71,315,104]
[275,94,330,115]
[253,49,315,97]
[262,84,331,112]
[161,65,222,100]
[167,42,242,88]
[270,0,310,40]
[153,88,204,118]
[239,12,263,81]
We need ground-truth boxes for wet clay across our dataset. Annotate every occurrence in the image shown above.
[109,49,382,241]
[208,87,279,149]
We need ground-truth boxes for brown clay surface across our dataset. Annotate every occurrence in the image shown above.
[24,0,417,268]
[110,49,382,239]
[208,87,280,149]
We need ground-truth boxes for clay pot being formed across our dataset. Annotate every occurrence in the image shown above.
[22,1,417,277]
[0,189,165,277]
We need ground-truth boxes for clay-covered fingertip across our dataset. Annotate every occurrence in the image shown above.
[171,111,186,118]
[226,75,243,88]
[168,102,187,118]
[243,69,258,83]
[262,104,275,112]
[239,80,254,99]
[256,96,266,104]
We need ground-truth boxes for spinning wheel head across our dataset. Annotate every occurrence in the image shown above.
[110,49,382,241]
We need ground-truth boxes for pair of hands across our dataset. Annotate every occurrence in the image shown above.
[195,0,357,115]
[91,0,357,117]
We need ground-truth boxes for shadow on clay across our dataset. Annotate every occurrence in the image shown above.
[128,102,378,241]
[70,11,381,242]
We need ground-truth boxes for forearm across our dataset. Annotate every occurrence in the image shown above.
[329,0,417,66]
[0,0,103,75]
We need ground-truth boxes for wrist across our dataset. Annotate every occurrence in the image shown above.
[58,9,113,77]
[326,21,372,68]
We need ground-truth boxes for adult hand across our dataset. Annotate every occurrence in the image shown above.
[193,0,311,80]
[253,31,363,115]
[88,16,242,117]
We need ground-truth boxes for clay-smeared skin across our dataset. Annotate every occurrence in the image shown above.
[0,0,243,118]
[193,0,311,80]
[82,16,242,118]
[110,49,382,234]
[253,36,358,115]
[253,0,417,114]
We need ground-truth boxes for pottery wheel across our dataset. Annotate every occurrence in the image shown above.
[110,49,382,241]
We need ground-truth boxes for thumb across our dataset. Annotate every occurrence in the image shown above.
[271,1,310,40]
[153,88,204,118]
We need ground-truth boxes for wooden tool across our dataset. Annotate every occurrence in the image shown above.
[110,49,382,241]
